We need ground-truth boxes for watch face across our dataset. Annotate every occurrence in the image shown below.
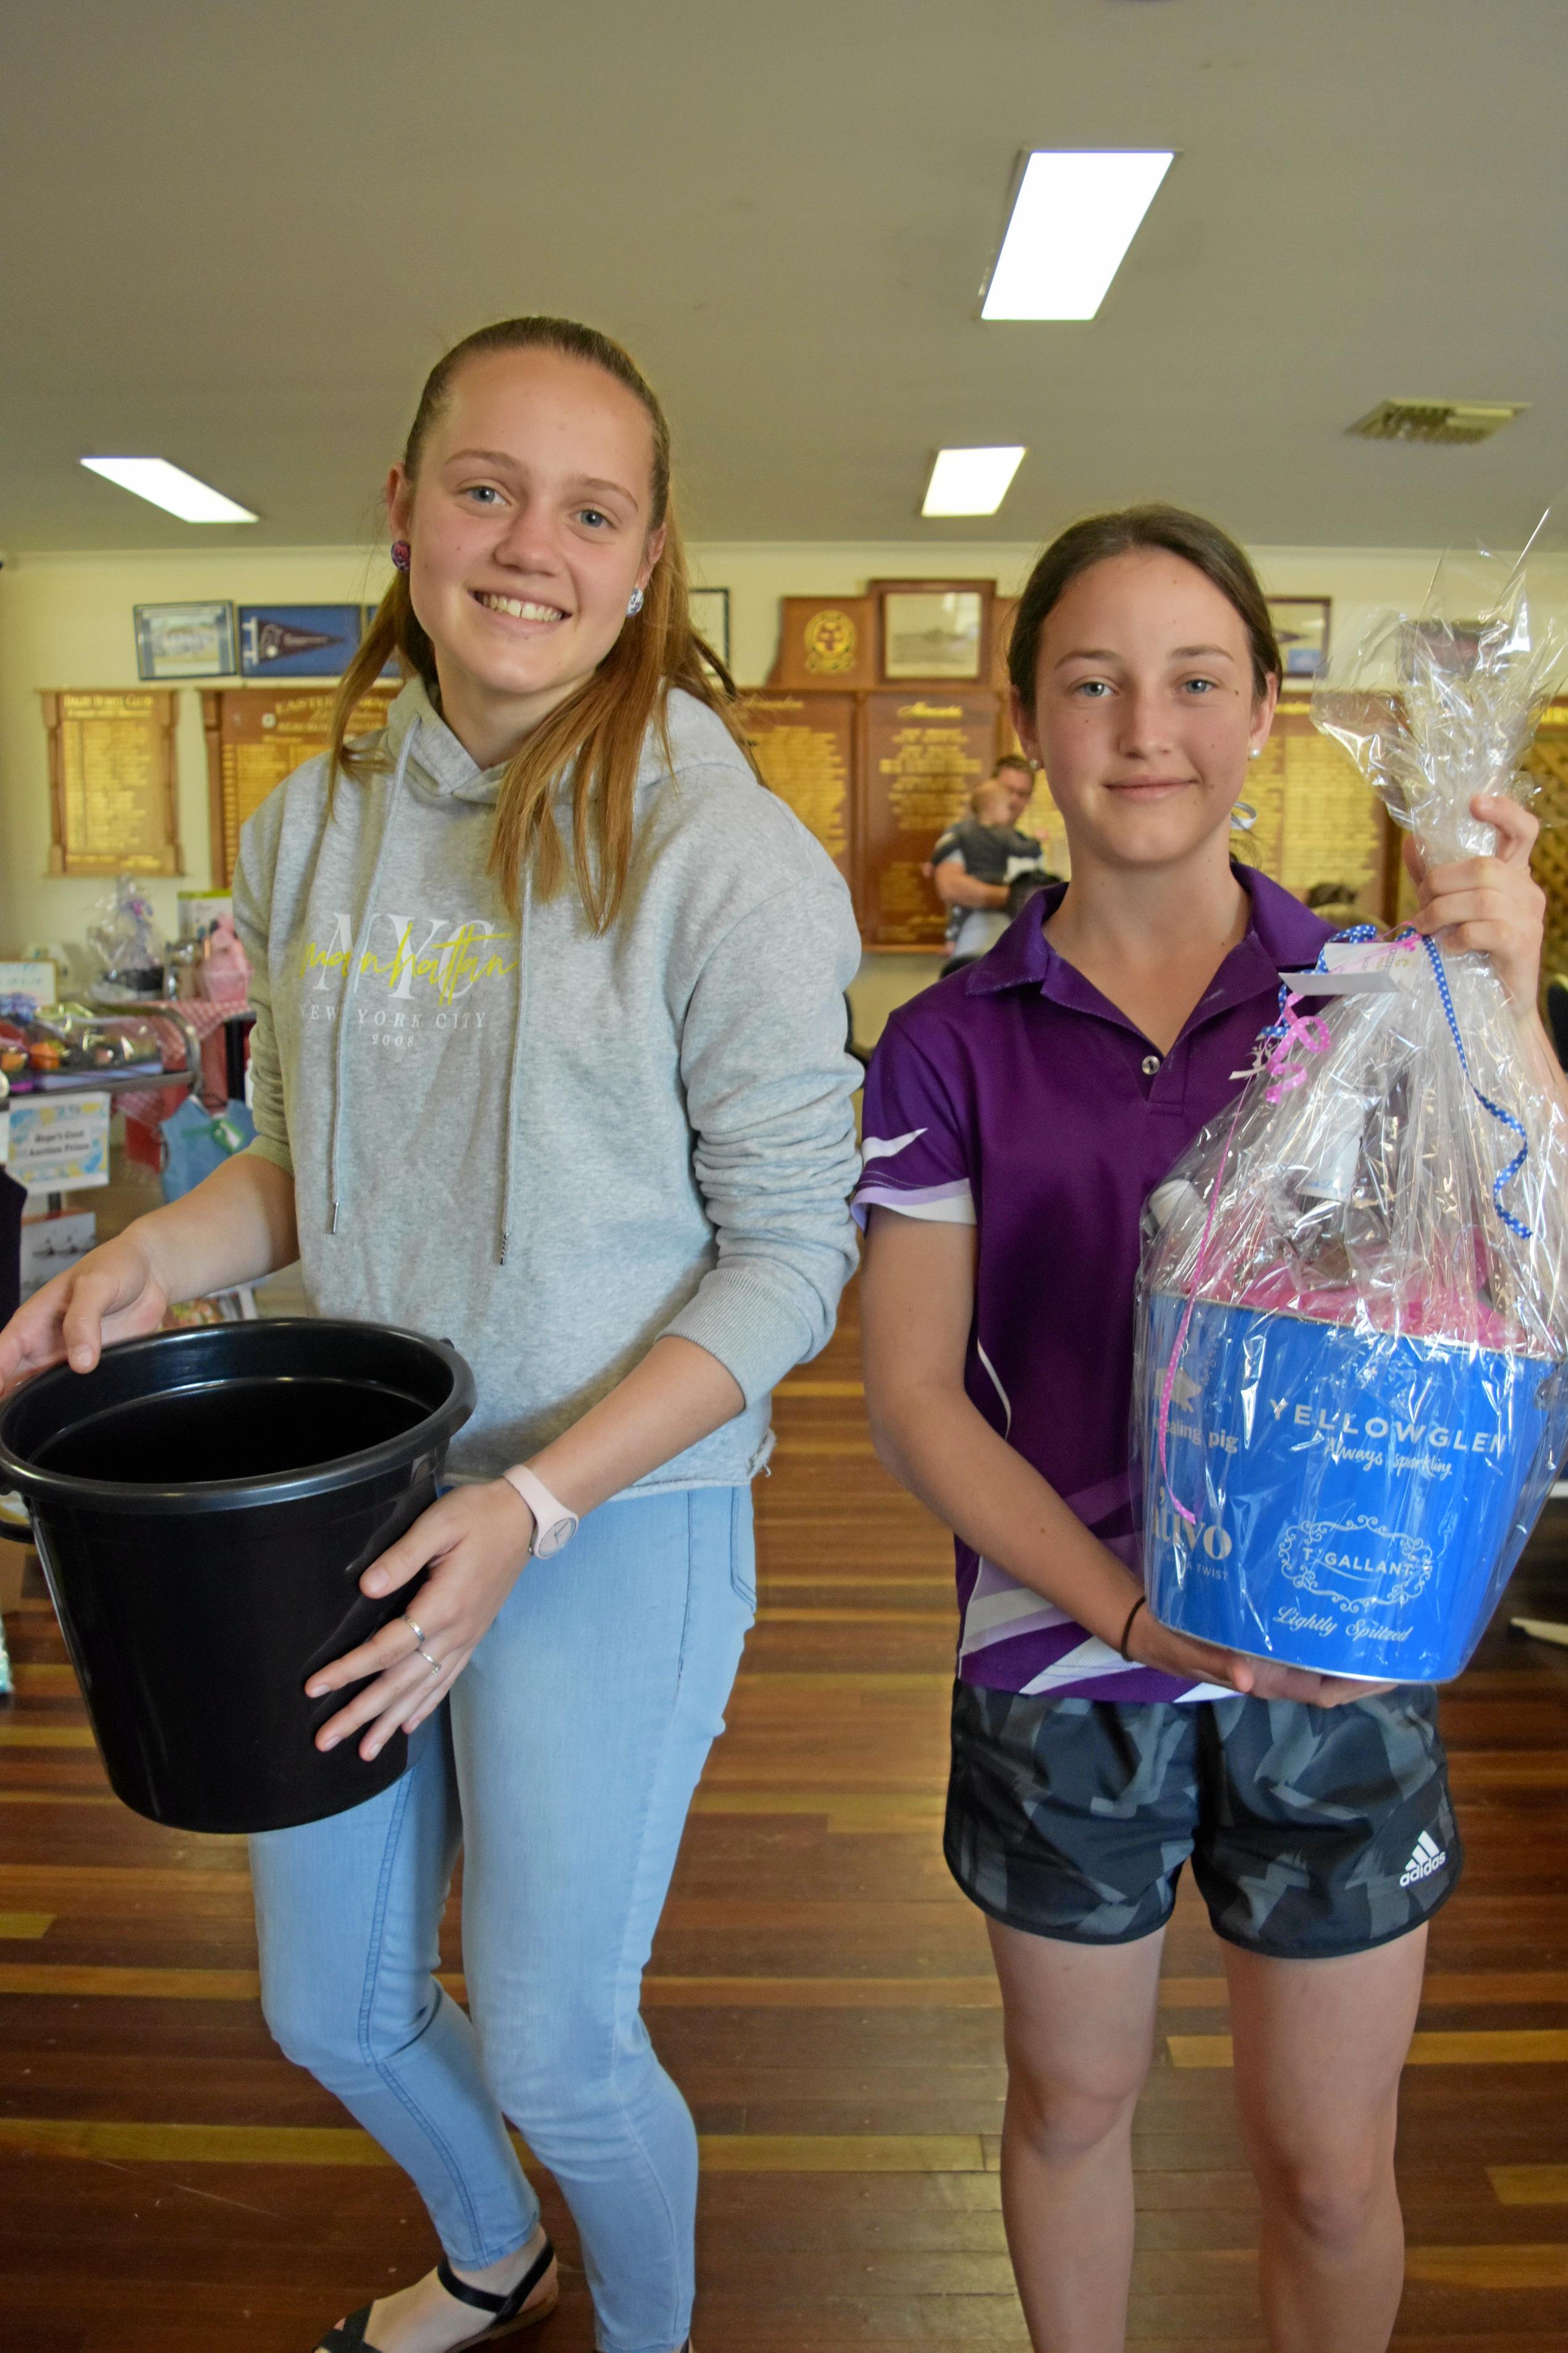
[535,1513,578,1559]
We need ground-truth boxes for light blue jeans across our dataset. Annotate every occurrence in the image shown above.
[249,1485,755,2353]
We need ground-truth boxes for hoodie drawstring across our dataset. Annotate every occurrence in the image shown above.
[498,868,533,1267]
[326,722,415,1236]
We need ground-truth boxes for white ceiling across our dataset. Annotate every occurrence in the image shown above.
[3,0,1566,553]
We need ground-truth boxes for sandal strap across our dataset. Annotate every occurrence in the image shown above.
[437,2236,555,2326]
[315,2311,377,2353]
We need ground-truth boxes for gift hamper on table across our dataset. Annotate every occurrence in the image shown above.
[1137,558,1568,1683]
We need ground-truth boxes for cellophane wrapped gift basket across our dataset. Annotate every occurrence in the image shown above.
[1136,556,1568,1682]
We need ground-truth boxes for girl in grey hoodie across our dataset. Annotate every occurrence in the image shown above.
[0,316,861,2353]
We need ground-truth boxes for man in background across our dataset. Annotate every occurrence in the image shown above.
[927,754,1053,968]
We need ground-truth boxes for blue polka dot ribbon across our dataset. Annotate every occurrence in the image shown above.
[1418,932,1533,1240]
[1254,923,1533,1241]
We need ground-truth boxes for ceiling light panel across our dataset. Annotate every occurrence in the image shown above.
[922,446,1027,517]
[982,151,1174,321]
[80,457,258,523]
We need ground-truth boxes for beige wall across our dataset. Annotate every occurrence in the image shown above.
[0,547,391,966]
[689,541,1500,701]
[4,539,1563,1031]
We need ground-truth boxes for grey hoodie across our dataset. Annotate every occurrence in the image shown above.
[232,678,862,1487]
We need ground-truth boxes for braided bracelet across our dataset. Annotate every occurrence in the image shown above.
[1116,1595,1148,1661]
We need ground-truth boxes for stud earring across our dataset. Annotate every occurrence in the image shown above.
[1248,745,1262,759]
[626,586,645,617]
[390,541,411,573]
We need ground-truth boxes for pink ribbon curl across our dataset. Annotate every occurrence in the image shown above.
[1157,990,1331,1524]
[1263,992,1333,1103]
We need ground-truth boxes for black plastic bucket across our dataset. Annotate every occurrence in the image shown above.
[0,1319,474,1834]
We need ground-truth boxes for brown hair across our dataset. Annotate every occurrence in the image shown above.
[1007,503,1281,712]
[994,753,1033,776]
[330,315,749,930]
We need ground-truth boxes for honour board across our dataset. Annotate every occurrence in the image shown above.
[859,690,1001,948]
[1525,702,1568,991]
[41,690,181,877]
[1233,699,1394,924]
[742,693,855,889]
[203,685,397,888]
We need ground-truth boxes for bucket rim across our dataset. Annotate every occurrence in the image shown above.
[0,1318,476,1517]
[1147,1287,1559,1365]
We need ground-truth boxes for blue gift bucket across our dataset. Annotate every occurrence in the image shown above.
[1142,1292,1568,1681]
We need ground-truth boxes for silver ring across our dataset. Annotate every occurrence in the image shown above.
[417,1645,442,1679]
[402,1614,428,1649]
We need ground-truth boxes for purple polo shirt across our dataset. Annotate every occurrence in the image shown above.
[854,868,1332,1703]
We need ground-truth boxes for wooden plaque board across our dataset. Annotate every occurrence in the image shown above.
[1233,699,1394,925]
[859,690,1001,948]
[741,693,855,891]
[1016,767,1071,882]
[1525,701,1568,987]
[995,687,1071,879]
[769,597,877,692]
[41,689,181,877]
[991,595,1019,695]
[203,685,397,888]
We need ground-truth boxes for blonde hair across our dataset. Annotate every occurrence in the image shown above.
[330,315,750,929]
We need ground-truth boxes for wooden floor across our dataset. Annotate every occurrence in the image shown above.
[4,1285,1568,2349]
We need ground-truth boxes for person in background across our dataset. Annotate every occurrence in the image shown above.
[927,755,1053,968]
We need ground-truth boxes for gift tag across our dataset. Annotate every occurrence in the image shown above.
[1279,968,1402,995]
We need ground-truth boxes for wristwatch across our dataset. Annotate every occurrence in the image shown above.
[500,1462,580,1560]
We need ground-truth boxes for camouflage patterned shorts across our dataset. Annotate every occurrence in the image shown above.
[945,1681,1461,1958]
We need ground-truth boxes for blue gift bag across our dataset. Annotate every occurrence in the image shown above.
[1137,573,1568,1685]
[1143,1293,1568,1682]
[159,1097,255,1204]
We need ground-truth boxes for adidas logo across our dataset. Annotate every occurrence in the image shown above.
[1399,1830,1448,1888]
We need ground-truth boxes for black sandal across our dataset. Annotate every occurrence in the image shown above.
[314,2235,557,2351]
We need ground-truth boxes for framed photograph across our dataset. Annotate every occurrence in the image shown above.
[238,604,363,679]
[688,586,731,668]
[874,579,993,683]
[133,601,235,681]
[1268,597,1332,680]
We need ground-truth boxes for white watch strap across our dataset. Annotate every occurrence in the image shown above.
[500,1463,578,1557]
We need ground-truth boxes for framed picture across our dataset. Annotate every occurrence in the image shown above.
[1268,597,1332,680]
[238,604,363,679]
[688,586,730,668]
[133,601,235,681]
[874,579,993,683]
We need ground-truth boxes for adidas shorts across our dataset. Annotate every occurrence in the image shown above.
[945,1681,1461,1959]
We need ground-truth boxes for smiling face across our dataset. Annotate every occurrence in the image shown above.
[1011,549,1276,874]
[387,345,665,762]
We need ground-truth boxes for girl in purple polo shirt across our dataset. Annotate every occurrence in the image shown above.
[857,505,1553,2353]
